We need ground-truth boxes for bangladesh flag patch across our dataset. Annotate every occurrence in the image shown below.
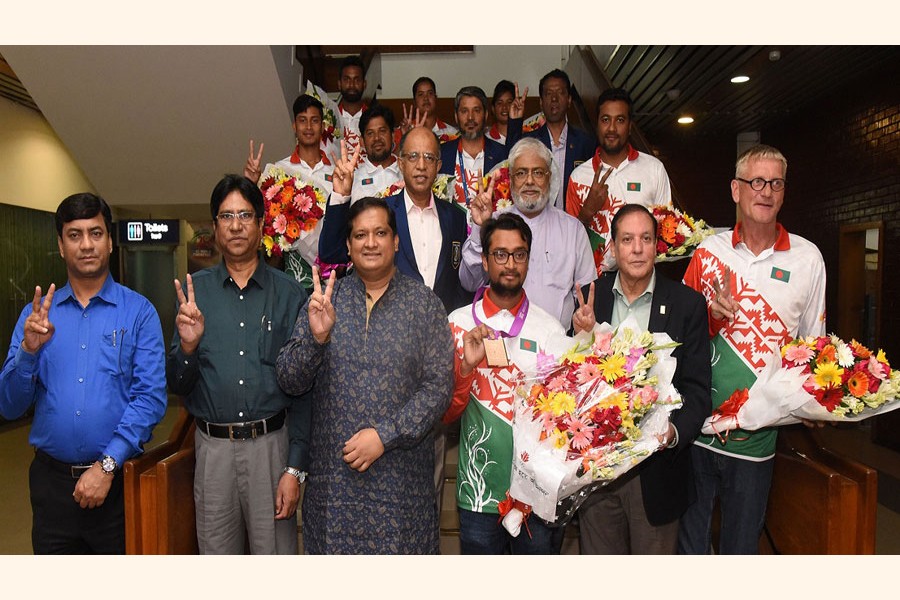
[519,338,537,353]
[325,173,333,182]
[361,177,374,185]
[770,267,790,283]
[627,182,641,192]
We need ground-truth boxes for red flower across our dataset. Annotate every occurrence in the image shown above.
[814,385,844,412]
[715,388,750,418]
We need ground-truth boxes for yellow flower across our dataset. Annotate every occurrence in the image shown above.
[599,354,627,382]
[552,429,569,449]
[262,235,275,255]
[876,349,889,365]
[813,362,844,388]
[561,347,587,364]
[548,391,576,417]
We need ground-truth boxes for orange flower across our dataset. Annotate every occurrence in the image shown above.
[847,371,869,398]
[817,344,836,364]
[285,221,301,240]
[850,339,872,359]
[267,201,282,218]
[659,214,679,244]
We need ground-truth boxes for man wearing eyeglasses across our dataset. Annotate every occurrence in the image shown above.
[565,88,673,274]
[319,125,471,314]
[444,212,577,554]
[677,145,826,554]
[167,174,310,554]
[461,137,595,330]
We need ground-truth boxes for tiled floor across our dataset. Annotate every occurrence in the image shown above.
[2,408,899,554]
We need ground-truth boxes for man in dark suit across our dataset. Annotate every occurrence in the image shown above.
[319,126,471,314]
[572,203,711,554]
[438,86,509,208]
[507,69,596,211]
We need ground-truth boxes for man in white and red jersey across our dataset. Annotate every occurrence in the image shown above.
[565,88,672,275]
[335,55,368,159]
[445,212,575,554]
[349,104,401,202]
[676,144,827,555]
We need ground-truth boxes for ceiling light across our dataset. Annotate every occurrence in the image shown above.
[677,116,694,125]
[730,75,750,83]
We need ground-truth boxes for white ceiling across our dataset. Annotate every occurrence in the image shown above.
[1,46,302,220]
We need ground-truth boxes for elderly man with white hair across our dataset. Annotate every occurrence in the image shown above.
[461,137,596,329]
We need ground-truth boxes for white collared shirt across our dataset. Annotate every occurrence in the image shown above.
[549,122,569,210]
[404,190,443,290]
[351,156,402,202]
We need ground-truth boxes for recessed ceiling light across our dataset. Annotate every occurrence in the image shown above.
[677,116,694,125]
[731,75,750,83]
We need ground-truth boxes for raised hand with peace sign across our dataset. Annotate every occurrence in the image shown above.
[174,273,204,355]
[243,139,265,184]
[577,164,614,226]
[508,82,529,121]
[331,138,362,197]
[21,284,56,354]
[572,281,596,334]
[470,169,497,227]
[400,103,428,134]
[309,266,337,344]
[709,265,739,322]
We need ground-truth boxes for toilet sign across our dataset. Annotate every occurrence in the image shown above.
[117,220,180,245]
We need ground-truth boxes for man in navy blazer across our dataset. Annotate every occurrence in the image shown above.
[438,86,509,207]
[573,204,711,554]
[507,69,596,211]
[318,126,471,314]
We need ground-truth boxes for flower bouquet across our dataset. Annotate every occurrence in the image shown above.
[373,175,456,203]
[305,80,343,149]
[484,160,514,213]
[701,335,900,439]
[652,205,716,262]
[502,316,683,534]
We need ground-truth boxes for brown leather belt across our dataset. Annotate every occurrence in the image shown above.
[196,410,286,441]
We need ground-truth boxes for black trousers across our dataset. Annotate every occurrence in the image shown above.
[29,453,126,554]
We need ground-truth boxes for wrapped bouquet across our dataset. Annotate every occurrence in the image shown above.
[484,160,514,213]
[502,316,683,534]
[702,335,900,439]
[652,205,716,261]
[259,166,327,258]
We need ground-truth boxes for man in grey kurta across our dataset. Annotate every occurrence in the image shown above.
[276,195,454,554]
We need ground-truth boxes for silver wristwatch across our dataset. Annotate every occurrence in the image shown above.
[100,455,118,475]
[283,466,307,483]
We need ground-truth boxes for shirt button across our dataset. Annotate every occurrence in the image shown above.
[239,379,244,385]
[239,295,244,300]
[184,360,189,365]
[81,344,86,349]
[83,314,88,319]
[239,351,244,356]
[240,322,245,328]
[78,378,84,383]
[239,412,244,418]
[76,411,81,416]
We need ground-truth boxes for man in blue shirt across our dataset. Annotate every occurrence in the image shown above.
[0,192,167,554]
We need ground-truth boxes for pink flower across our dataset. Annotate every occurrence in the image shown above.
[784,344,815,365]
[265,184,282,200]
[547,374,571,392]
[294,190,314,213]
[593,332,613,355]
[576,362,602,385]
[625,347,646,373]
[868,356,887,381]
[273,213,287,235]
[635,386,658,406]
[564,415,595,451]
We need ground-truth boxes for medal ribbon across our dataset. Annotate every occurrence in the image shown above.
[471,285,529,338]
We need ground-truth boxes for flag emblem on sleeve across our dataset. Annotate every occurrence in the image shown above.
[627,182,641,192]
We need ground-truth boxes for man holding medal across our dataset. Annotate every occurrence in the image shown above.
[444,212,577,554]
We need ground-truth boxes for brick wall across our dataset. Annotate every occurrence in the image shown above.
[766,73,900,359]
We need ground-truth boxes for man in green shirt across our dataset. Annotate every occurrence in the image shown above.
[167,174,309,554]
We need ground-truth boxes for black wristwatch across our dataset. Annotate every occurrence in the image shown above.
[100,455,118,475]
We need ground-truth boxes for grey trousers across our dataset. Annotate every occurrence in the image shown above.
[578,472,678,554]
[194,425,298,554]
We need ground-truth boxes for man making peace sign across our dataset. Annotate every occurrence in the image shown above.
[167,174,309,554]
[1,193,167,554]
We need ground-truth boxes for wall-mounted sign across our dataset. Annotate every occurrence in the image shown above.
[117,220,180,245]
